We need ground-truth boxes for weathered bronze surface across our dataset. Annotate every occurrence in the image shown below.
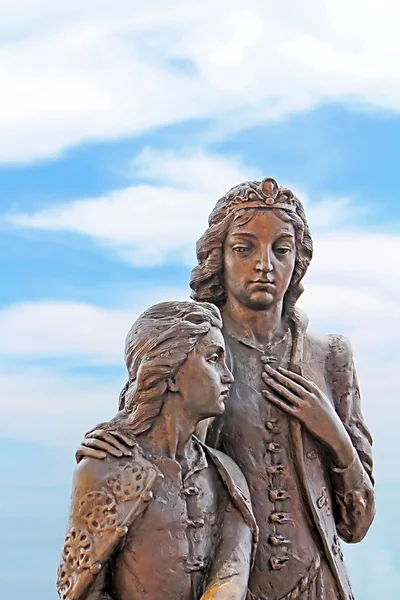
[58,302,257,600]
[71,177,375,600]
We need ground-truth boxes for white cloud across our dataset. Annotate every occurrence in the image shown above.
[1,1,400,163]
[0,285,189,364]
[0,367,121,446]
[5,149,260,265]
[5,148,375,268]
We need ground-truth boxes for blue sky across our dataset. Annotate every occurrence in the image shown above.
[1,2,400,598]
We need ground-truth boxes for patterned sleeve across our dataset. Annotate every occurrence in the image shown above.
[327,334,376,543]
[57,450,160,600]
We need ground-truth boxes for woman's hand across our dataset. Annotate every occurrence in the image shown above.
[75,430,135,463]
[262,364,354,468]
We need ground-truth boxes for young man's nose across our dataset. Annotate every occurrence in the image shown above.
[255,247,273,274]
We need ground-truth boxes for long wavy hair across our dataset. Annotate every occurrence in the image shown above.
[106,301,222,436]
[190,178,313,317]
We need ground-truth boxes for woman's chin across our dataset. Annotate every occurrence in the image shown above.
[209,400,226,416]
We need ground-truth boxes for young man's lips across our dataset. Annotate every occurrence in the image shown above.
[251,280,275,288]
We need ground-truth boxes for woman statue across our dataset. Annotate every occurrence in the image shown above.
[79,178,375,600]
[58,301,257,600]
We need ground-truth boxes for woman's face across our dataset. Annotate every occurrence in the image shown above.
[223,210,296,311]
[174,326,234,420]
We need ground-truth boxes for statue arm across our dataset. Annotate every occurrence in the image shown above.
[57,458,119,600]
[57,449,159,600]
[201,501,252,600]
[327,335,376,543]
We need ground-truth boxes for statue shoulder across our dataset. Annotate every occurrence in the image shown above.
[304,331,353,364]
[74,436,160,497]
[58,438,162,600]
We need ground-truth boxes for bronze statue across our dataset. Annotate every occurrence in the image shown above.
[58,301,258,600]
[77,178,375,600]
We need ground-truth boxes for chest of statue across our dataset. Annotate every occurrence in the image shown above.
[219,334,339,599]
[112,455,224,600]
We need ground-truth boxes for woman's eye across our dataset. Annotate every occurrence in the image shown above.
[207,354,219,364]
[232,246,248,253]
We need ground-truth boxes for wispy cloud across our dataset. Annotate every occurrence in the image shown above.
[5,148,376,268]
[1,1,400,163]
[5,150,259,265]
[0,284,189,363]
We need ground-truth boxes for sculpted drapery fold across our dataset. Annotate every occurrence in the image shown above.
[327,334,375,545]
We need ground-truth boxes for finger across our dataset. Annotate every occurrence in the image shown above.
[86,428,118,441]
[76,447,106,463]
[91,431,133,456]
[262,373,303,408]
[108,430,136,448]
[264,364,309,399]
[277,367,315,393]
[262,389,298,416]
[83,438,123,458]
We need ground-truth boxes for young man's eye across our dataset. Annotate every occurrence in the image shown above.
[232,246,249,253]
[275,246,292,256]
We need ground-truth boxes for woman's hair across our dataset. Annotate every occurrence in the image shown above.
[111,301,222,435]
[190,178,313,317]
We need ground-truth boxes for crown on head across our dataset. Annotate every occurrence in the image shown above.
[224,177,297,215]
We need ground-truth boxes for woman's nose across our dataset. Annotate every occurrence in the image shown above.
[222,363,234,385]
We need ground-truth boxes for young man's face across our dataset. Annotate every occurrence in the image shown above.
[174,326,233,421]
[223,210,296,311]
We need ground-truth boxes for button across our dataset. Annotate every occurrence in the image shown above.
[266,464,285,475]
[268,534,291,546]
[260,355,277,364]
[269,512,292,524]
[183,486,199,496]
[270,555,289,570]
[332,535,344,561]
[90,562,102,574]
[187,518,205,528]
[269,489,290,502]
[317,487,331,515]
[184,557,207,572]
[266,442,282,453]
[141,490,153,502]
[265,420,281,433]
[306,450,318,460]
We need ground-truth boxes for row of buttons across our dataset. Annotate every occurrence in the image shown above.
[263,368,292,572]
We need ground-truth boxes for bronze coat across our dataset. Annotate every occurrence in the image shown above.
[57,436,258,600]
[205,310,375,600]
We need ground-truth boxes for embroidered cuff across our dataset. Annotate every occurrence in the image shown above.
[330,449,365,495]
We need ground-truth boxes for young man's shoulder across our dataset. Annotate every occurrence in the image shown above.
[295,308,353,361]
[305,331,354,364]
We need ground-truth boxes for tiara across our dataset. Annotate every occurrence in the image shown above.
[225,178,297,215]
